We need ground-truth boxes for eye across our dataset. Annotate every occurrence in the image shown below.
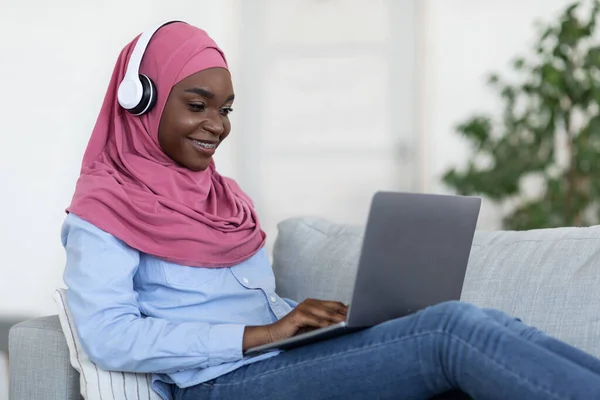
[188,103,206,112]
[220,107,234,116]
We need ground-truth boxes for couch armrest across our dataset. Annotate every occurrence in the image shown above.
[9,315,81,400]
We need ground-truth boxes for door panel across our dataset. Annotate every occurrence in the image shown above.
[237,0,419,248]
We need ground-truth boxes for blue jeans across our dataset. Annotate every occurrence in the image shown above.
[173,301,600,399]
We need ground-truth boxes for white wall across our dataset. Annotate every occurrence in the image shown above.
[0,0,242,318]
[235,0,419,250]
[0,0,576,318]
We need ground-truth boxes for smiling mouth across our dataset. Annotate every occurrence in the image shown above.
[189,138,217,149]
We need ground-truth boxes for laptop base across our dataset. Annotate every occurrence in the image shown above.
[244,322,364,356]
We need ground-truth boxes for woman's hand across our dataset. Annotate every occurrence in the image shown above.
[243,298,348,350]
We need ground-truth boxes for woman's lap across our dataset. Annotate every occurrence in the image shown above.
[174,308,455,400]
[173,301,600,400]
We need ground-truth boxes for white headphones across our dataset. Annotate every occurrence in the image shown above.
[117,20,183,116]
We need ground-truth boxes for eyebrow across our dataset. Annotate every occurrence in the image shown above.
[184,87,235,102]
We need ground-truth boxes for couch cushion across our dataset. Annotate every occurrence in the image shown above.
[273,217,364,304]
[462,226,600,358]
[272,217,600,357]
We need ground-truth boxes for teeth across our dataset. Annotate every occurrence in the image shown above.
[191,139,216,149]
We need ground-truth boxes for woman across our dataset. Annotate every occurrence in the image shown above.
[62,21,600,400]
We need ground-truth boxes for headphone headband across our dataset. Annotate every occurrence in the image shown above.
[117,20,183,115]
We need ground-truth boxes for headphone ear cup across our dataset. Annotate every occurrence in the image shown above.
[128,74,157,116]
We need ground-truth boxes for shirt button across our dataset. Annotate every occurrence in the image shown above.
[270,296,277,303]
[242,278,249,284]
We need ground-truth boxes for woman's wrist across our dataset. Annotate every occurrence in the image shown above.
[242,325,272,351]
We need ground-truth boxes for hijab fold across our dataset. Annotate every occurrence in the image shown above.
[67,22,266,267]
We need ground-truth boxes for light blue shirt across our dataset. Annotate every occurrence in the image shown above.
[61,213,297,400]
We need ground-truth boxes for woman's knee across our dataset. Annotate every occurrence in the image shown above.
[427,302,519,324]
[431,300,479,316]
[482,308,542,339]
[422,302,530,338]
[417,301,482,331]
[481,307,522,325]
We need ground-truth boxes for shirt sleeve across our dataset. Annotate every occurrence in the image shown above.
[283,298,299,308]
[61,214,246,374]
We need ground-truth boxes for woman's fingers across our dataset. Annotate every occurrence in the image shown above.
[302,299,348,323]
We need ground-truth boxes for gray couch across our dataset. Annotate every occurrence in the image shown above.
[9,216,600,399]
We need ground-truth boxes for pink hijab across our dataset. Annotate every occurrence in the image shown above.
[67,22,266,268]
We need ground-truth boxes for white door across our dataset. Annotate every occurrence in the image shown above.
[235,0,420,247]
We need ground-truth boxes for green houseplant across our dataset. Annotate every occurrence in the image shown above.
[442,0,600,230]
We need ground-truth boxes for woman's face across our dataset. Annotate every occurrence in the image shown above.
[158,67,234,171]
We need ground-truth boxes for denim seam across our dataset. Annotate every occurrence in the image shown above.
[432,331,567,400]
[211,333,423,387]
[212,332,442,388]
[211,330,569,400]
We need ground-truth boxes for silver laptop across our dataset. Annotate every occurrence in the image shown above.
[244,191,481,356]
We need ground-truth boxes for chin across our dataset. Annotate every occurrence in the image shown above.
[186,159,212,172]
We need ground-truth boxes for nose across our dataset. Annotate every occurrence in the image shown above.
[204,111,225,137]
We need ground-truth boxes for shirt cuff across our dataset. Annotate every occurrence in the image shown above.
[208,323,246,365]
[283,298,299,308]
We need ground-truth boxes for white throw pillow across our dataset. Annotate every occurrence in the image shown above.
[53,289,162,400]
